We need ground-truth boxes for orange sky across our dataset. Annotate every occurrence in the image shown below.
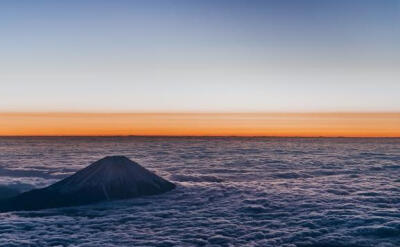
[0,112,399,137]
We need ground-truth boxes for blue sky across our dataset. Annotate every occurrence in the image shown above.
[0,0,399,112]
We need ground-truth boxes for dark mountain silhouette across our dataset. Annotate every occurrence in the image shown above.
[0,156,175,212]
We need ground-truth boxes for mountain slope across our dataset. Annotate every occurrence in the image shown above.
[0,156,175,212]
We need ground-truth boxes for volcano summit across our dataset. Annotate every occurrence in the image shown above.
[0,156,175,212]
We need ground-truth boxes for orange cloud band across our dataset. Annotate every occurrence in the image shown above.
[0,112,399,137]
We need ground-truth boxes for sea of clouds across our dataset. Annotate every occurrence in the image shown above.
[0,137,399,246]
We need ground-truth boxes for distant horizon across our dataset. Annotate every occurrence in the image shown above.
[1,135,400,138]
[1,112,399,137]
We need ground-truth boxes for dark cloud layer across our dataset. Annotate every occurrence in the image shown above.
[0,137,399,246]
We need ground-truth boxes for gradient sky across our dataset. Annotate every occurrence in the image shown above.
[1,113,399,137]
[1,0,399,113]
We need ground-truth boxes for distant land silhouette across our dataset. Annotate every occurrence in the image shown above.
[0,156,175,212]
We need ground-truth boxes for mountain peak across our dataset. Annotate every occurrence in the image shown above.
[0,156,175,212]
[101,155,131,162]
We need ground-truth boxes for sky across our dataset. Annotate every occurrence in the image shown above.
[0,0,399,136]
[1,113,399,137]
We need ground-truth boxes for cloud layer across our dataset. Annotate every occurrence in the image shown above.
[0,137,399,246]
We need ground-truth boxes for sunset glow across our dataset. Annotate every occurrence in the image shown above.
[1,112,399,137]
[1,1,399,137]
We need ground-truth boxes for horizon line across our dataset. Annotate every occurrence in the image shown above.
[1,135,399,138]
[2,112,399,137]
[1,111,400,115]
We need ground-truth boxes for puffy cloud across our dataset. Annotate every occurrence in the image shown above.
[0,137,399,246]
